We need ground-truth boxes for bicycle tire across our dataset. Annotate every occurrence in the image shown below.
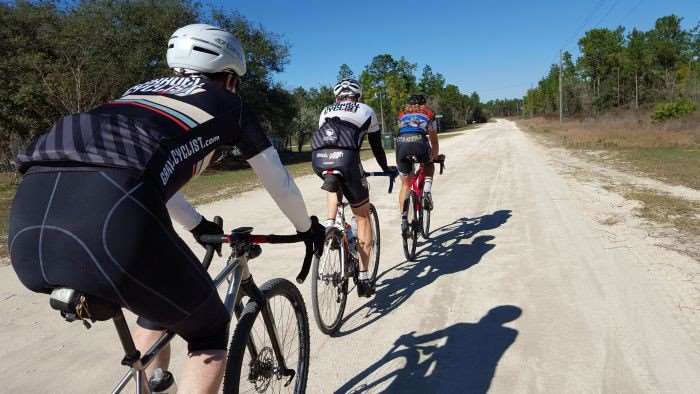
[223,278,310,394]
[311,228,347,335]
[421,196,431,239]
[402,192,418,261]
[367,203,381,284]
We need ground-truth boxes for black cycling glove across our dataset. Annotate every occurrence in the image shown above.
[191,216,224,255]
[385,165,399,177]
[298,216,325,257]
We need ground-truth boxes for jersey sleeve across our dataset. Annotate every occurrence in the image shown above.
[318,110,326,128]
[233,102,273,160]
[367,107,381,133]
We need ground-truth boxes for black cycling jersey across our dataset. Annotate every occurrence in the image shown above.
[17,75,271,200]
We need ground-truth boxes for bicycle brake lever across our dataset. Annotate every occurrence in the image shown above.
[282,368,296,387]
[296,243,314,284]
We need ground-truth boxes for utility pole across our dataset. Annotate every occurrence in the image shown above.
[378,90,386,134]
[559,49,563,123]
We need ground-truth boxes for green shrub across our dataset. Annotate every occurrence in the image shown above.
[651,101,697,122]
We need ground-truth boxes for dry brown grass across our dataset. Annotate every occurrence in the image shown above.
[518,115,700,260]
[625,190,700,235]
[519,114,700,150]
[517,115,700,189]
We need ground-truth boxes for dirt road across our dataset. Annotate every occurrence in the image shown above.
[1,119,699,393]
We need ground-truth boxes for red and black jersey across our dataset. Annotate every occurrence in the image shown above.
[17,75,271,199]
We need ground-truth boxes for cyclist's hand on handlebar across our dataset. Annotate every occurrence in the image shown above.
[191,216,224,256]
[298,216,325,258]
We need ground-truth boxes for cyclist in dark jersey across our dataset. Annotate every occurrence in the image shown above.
[9,24,323,393]
[311,78,397,297]
[395,94,440,235]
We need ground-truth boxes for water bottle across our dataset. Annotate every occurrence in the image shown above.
[149,368,177,394]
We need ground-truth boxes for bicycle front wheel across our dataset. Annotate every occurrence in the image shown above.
[367,203,381,284]
[311,228,347,335]
[223,278,310,394]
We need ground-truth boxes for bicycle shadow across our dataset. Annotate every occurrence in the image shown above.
[336,305,523,393]
[334,210,512,337]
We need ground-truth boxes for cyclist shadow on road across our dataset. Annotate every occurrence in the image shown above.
[336,305,523,394]
[334,209,512,337]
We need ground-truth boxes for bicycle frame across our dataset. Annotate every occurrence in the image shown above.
[111,244,290,393]
[408,164,428,211]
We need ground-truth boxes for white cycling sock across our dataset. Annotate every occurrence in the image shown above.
[358,271,369,280]
[424,177,433,193]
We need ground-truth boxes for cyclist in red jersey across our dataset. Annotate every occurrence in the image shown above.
[395,94,440,234]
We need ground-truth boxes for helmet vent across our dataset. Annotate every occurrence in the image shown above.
[193,46,219,56]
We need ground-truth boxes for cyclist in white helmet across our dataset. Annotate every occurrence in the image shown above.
[9,24,323,393]
[311,78,397,297]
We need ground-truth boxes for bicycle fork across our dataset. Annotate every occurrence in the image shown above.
[227,254,295,386]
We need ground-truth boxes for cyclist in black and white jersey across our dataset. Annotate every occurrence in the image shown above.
[311,78,397,297]
[9,24,323,393]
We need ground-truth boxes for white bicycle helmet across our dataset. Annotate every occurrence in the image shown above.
[167,24,246,76]
[333,78,362,99]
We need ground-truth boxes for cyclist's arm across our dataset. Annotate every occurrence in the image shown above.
[248,147,311,232]
[166,192,202,230]
[428,121,439,159]
[368,131,389,172]
[366,108,390,172]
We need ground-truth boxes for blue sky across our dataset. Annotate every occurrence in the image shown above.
[215,1,700,101]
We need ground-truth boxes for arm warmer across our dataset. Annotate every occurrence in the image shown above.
[248,146,312,232]
[166,192,202,231]
[368,132,389,171]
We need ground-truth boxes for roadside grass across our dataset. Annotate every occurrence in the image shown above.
[624,189,700,238]
[1,125,475,262]
[0,173,17,260]
[518,116,700,188]
[518,116,700,259]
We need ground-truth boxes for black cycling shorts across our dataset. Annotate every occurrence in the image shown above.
[395,133,431,176]
[311,149,369,208]
[8,166,230,352]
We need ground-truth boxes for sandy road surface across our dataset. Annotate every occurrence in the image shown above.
[1,119,699,393]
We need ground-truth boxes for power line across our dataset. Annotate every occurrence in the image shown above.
[560,0,609,50]
[592,0,621,28]
[621,0,645,25]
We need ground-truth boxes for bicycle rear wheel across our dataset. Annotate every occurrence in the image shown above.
[402,192,418,261]
[311,228,348,335]
[223,278,310,394]
[367,203,381,284]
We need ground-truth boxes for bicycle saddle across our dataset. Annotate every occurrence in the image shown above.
[50,287,120,324]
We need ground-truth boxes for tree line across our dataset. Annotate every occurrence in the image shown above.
[0,0,486,169]
[519,15,700,119]
[291,56,488,149]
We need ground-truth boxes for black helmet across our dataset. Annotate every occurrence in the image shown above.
[408,94,426,105]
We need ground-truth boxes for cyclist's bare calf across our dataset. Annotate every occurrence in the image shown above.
[132,324,226,393]
[132,326,170,378]
[351,202,373,271]
[179,350,226,394]
[326,191,339,221]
